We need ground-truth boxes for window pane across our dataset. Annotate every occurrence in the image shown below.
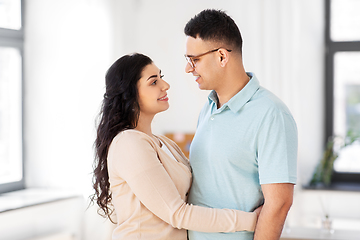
[331,0,360,41]
[333,52,360,173]
[0,47,22,184]
[0,0,21,30]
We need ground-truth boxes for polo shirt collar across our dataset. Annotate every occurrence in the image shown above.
[208,72,260,113]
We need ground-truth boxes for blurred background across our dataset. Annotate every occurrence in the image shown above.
[0,0,360,239]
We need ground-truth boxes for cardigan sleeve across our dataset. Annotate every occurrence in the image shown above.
[108,131,257,232]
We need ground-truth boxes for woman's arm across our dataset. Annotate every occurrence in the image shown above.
[109,131,257,233]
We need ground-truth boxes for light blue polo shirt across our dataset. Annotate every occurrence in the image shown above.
[188,73,297,240]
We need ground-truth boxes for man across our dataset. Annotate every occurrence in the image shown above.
[184,9,297,240]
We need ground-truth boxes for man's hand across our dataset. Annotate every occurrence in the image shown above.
[254,183,294,240]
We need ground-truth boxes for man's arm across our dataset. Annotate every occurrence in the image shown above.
[253,183,294,240]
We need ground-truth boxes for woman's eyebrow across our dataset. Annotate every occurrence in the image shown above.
[147,75,157,81]
[147,70,162,81]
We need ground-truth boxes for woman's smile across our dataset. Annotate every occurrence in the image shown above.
[158,94,169,101]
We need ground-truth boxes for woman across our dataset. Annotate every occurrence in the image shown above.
[92,53,262,240]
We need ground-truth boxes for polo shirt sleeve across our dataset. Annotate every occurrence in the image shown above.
[256,108,298,185]
[109,131,257,232]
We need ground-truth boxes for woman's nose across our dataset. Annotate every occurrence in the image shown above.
[162,79,170,91]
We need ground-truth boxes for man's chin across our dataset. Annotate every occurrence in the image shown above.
[197,84,208,90]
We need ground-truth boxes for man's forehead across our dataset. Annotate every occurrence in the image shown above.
[185,37,215,53]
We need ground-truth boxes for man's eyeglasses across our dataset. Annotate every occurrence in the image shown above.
[184,48,232,68]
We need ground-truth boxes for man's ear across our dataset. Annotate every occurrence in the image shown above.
[218,49,229,67]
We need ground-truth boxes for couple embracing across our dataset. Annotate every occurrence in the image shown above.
[92,9,297,240]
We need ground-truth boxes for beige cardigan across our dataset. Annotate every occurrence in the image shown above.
[107,129,256,240]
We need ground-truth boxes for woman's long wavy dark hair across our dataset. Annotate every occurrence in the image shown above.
[91,53,153,221]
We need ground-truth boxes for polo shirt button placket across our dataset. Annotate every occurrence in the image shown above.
[210,116,214,120]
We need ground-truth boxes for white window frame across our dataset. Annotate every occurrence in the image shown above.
[0,0,24,194]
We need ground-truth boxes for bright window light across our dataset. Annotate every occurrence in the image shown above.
[0,47,22,184]
[0,0,22,30]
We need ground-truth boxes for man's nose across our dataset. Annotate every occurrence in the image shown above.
[185,62,194,73]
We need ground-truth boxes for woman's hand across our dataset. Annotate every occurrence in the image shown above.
[253,205,263,219]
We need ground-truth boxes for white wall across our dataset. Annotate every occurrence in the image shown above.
[24,0,114,192]
[24,1,116,239]
[22,0,360,239]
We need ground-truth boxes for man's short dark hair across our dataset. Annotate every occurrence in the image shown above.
[184,9,243,54]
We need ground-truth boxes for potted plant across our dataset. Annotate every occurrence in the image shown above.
[309,130,360,187]
[310,136,338,187]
